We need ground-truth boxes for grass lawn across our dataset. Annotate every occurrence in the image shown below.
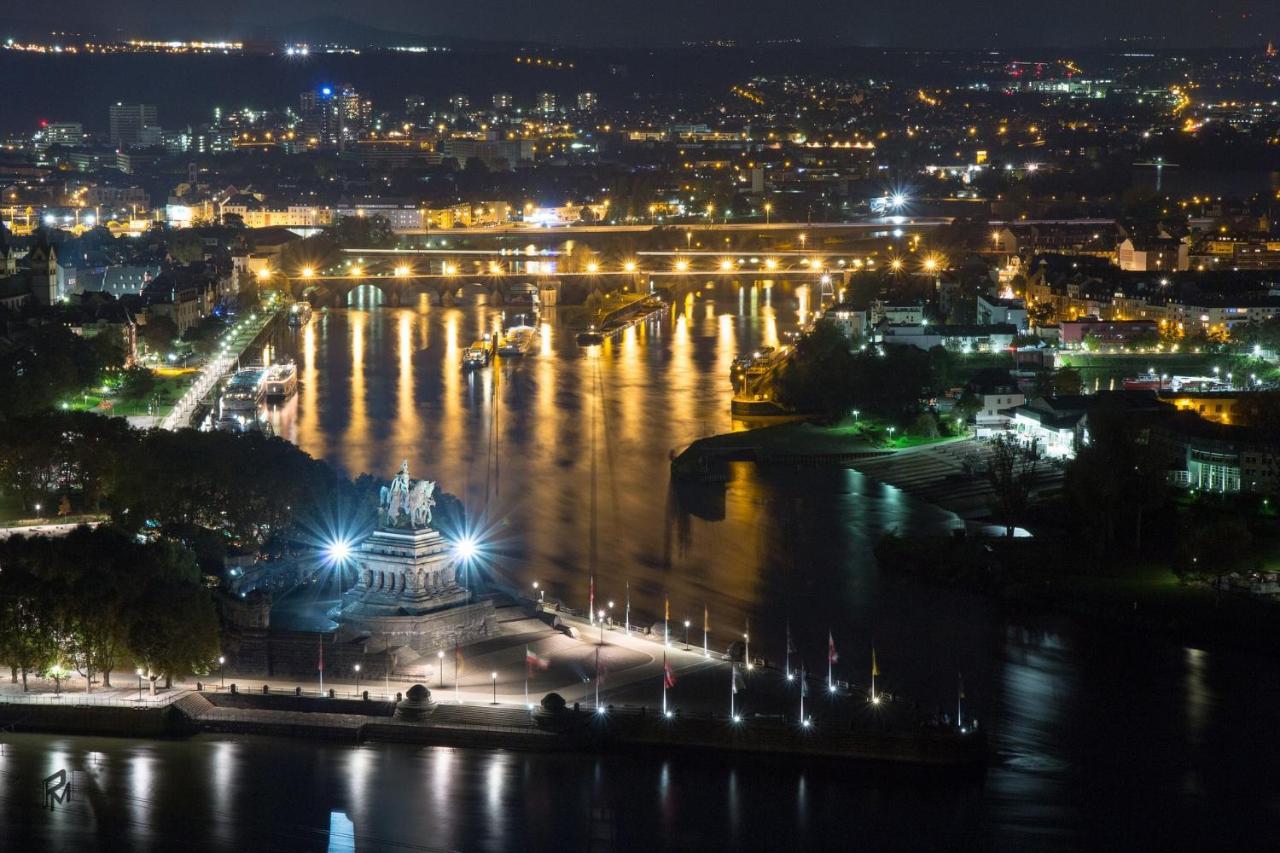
[689,419,960,458]
[66,372,198,418]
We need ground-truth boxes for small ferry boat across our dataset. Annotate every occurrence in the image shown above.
[576,327,605,346]
[263,361,298,401]
[287,301,313,327]
[497,325,537,356]
[462,337,494,368]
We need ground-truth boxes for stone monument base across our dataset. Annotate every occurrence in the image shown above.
[339,598,498,657]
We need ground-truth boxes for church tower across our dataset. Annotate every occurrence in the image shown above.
[26,233,58,305]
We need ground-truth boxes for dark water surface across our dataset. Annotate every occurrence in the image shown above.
[5,291,1279,850]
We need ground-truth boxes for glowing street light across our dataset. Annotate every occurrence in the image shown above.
[300,266,315,279]
[354,663,362,695]
[586,261,599,274]
[683,619,691,650]
[674,258,690,273]
[763,201,772,224]
[890,258,904,272]
[219,655,226,688]
[256,267,272,281]
[764,258,778,271]
[491,671,498,705]
[623,260,637,273]
[394,265,411,277]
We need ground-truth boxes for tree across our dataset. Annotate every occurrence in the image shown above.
[126,539,219,692]
[119,366,158,401]
[1066,406,1172,557]
[166,231,206,264]
[987,436,1039,537]
[1051,367,1083,396]
[139,315,179,352]
[0,537,60,691]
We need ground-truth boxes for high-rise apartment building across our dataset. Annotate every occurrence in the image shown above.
[300,84,372,147]
[109,103,158,148]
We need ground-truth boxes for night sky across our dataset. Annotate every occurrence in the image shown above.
[19,0,1280,48]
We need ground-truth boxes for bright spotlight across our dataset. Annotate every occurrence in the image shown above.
[890,193,906,209]
[453,536,478,561]
[732,714,742,724]
[325,538,353,565]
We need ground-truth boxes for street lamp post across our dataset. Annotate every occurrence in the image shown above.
[219,655,225,689]
[438,650,445,688]
[684,620,691,651]
[491,671,498,705]
[136,668,144,703]
[598,610,606,644]
[354,664,361,696]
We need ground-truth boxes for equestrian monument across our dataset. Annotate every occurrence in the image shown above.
[336,461,496,657]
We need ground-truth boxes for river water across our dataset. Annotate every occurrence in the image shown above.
[6,288,1279,851]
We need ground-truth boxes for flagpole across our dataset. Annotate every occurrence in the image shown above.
[827,629,833,692]
[730,662,735,718]
[703,604,709,658]
[871,648,878,702]
[595,647,600,708]
[589,574,595,626]
[744,618,750,668]
[662,649,668,715]
[318,635,324,696]
[664,595,670,646]
[957,672,963,728]
[625,581,630,636]
[799,665,805,725]
[455,642,460,704]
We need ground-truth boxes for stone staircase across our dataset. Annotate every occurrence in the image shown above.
[431,704,535,729]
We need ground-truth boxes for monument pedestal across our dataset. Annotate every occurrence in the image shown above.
[336,520,496,657]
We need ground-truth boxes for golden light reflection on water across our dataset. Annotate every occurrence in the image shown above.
[281,293,818,640]
[346,309,369,475]
[297,319,319,452]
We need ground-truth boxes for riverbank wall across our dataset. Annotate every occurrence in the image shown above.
[0,689,987,769]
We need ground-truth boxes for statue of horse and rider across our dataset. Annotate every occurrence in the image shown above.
[379,459,436,529]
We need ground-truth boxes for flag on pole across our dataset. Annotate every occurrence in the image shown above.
[525,646,549,673]
[703,604,709,634]
[664,595,670,624]
[663,652,676,689]
[827,630,839,664]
